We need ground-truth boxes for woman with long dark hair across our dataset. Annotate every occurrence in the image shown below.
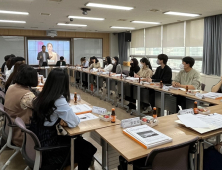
[101,56,113,72]
[111,56,122,74]
[129,58,140,77]
[135,57,153,78]
[89,56,100,70]
[5,61,25,92]
[4,65,38,147]
[31,68,97,170]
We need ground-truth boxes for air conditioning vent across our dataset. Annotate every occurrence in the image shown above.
[40,13,51,16]
[0,26,24,29]
[149,9,160,12]
[117,19,127,21]
[49,0,62,2]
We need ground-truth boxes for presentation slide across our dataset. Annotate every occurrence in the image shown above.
[28,39,70,65]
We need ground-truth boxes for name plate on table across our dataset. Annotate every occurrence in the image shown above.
[195,93,204,99]
[121,117,141,129]
[92,106,107,115]
[162,85,170,91]
[178,109,194,115]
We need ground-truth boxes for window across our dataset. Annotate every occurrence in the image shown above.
[130,19,204,72]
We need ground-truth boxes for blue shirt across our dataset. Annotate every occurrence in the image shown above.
[44,96,80,128]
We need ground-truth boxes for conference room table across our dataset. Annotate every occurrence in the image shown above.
[96,104,222,170]
[64,99,121,170]
[69,67,222,114]
[67,67,222,170]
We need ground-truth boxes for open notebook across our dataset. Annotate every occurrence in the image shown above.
[123,125,172,149]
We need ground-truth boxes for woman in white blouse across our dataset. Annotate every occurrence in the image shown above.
[101,56,113,72]
[30,68,97,170]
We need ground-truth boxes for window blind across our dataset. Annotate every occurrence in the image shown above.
[145,26,161,48]
[131,29,144,48]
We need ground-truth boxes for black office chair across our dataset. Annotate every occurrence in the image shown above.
[201,83,206,91]
[118,137,198,170]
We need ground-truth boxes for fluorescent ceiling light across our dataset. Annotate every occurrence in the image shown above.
[0,10,29,15]
[86,3,134,10]
[57,23,87,27]
[131,21,160,24]
[68,16,104,20]
[163,11,201,17]
[111,26,135,30]
[0,20,26,23]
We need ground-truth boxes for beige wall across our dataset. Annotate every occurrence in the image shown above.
[0,29,110,58]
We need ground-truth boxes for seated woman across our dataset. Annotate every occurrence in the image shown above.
[145,54,172,84]
[30,68,97,170]
[4,65,38,147]
[111,56,122,74]
[135,58,153,79]
[5,61,25,92]
[89,56,101,70]
[211,77,222,92]
[56,56,66,66]
[129,58,140,77]
[101,56,113,72]
[80,57,89,68]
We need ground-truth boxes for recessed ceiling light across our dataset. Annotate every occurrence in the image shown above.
[111,26,135,30]
[0,20,26,23]
[131,21,160,24]
[57,23,87,27]
[86,3,134,10]
[163,11,201,17]
[68,16,104,20]
[0,10,29,15]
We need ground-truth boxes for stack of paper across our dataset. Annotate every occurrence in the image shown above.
[71,104,92,115]
[77,113,99,122]
[102,72,109,75]
[92,106,107,115]
[112,74,126,77]
[126,77,139,82]
[123,125,172,149]
[176,113,222,134]
[93,68,98,72]
[203,92,222,100]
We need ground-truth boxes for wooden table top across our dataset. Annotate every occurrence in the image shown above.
[96,114,200,162]
[64,99,121,136]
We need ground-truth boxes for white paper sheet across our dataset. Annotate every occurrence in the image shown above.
[77,113,99,122]
[203,92,222,99]
[177,114,210,128]
[71,104,92,113]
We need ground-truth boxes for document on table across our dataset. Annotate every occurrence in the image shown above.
[112,74,126,77]
[203,92,222,99]
[177,114,210,128]
[176,113,222,134]
[71,104,92,115]
[77,113,99,122]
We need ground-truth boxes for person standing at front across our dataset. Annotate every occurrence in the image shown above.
[37,45,52,66]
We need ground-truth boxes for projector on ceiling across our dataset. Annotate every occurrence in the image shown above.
[46,30,57,37]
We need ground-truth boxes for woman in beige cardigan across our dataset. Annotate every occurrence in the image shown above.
[89,56,101,70]
[134,57,153,79]
[4,65,38,147]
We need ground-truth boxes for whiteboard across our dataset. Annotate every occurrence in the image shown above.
[73,38,102,66]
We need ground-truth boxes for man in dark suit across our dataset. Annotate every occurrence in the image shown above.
[37,45,52,66]
[56,56,66,66]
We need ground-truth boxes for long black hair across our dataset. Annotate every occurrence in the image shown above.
[131,58,139,67]
[92,56,99,63]
[140,58,153,71]
[106,56,111,65]
[113,56,119,65]
[33,68,70,124]
[111,56,119,73]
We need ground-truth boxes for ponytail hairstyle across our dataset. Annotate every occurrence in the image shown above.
[140,58,153,71]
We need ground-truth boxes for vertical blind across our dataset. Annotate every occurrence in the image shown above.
[131,29,144,48]
[163,22,184,47]
[186,19,204,47]
[145,26,161,48]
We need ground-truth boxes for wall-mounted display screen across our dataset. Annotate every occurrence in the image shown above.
[28,39,70,65]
